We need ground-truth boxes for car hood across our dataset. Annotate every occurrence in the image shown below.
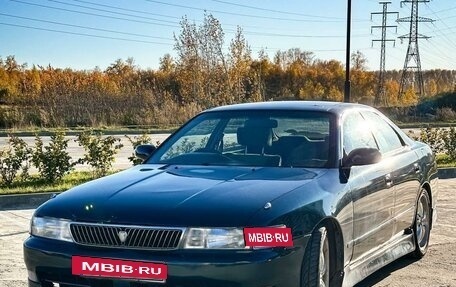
[36,165,325,227]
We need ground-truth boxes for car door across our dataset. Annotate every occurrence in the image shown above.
[343,111,395,262]
[361,111,421,236]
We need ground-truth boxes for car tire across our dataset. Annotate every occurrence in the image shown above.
[301,226,330,287]
[411,189,431,258]
[27,279,42,287]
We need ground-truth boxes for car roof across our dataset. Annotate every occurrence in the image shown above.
[206,101,375,115]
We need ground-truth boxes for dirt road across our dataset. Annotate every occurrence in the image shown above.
[1,179,455,287]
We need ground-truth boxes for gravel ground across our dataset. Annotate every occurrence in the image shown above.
[1,179,455,287]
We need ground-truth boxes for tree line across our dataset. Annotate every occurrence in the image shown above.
[1,13,455,129]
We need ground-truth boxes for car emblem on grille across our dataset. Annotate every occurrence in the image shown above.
[118,231,128,244]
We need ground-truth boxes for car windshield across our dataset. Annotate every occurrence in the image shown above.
[147,110,336,168]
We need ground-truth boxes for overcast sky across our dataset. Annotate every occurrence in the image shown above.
[1,0,455,71]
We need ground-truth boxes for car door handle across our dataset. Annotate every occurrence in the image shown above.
[413,164,421,173]
[385,174,393,188]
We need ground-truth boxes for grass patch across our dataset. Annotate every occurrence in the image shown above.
[436,154,456,168]
[0,171,96,195]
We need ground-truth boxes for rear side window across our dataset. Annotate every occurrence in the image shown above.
[343,111,378,154]
[361,111,403,154]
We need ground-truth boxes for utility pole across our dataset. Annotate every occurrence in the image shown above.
[397,0,433,99]
[371,2,398,107]
[344,0,352,103]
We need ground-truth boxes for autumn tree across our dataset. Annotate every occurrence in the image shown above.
[174,16,201,104]
[174,13,229,106]
[274,48,314,70]
[229,26,252,102]
[350,51,375,103]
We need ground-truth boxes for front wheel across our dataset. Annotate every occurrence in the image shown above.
[301,226,330,287]
[411,189,431,258]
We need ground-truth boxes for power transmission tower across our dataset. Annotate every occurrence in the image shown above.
[371,2,398,107]
[397,0,433,99]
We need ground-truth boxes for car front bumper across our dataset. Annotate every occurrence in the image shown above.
[24,235,309,287]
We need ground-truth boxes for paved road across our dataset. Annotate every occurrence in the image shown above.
[0,208,32,287]
[0,134,170,173]
[1,179,455,287]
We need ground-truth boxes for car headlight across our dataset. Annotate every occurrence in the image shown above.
[30,216,73,242]
[183,228,246,249]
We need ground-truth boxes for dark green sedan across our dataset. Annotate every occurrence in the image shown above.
[24,101,438,287]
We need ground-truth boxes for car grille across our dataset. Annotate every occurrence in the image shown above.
[70,223,184,250]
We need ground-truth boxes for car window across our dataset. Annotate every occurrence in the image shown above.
[274,118,329,140]
[343,111,378,154]
[361,111,403,154]
[161,119,220,160]
[148,110,336,168]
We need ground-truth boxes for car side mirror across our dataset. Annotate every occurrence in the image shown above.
[343,148,381,168]
[135,144,156,162]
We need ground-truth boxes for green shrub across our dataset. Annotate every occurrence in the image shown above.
[77,131,123,177]
[443,127,456,161]
[0,135,31,186]
[415,127,446,154]
[125,134,152,165]
[31,132,76,183]
[436,154,453,166]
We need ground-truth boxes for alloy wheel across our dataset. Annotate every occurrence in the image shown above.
[416,192,431,252]
[319,228,330,287]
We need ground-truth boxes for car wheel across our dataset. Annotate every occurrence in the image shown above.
[301,226,330,287]
[411,189,431,258]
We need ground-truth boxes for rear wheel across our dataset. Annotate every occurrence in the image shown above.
[301,226,330,287]
[411,189,431,258]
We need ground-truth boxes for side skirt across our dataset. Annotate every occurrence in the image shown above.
[342,232,415,287]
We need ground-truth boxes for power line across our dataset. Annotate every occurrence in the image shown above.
[0,22,172,45]
[0,15,369,53]
[0,13,174,40]
[422,23,456,52]
[420,40,455,63]
[241,31,370,39]
[422,5,456,16]
[49,0,177,25]
[418,49,444,68]
[439,14,456,21]
[9,0,370,40]
[72,0,182,20]
[13,0,313,34]
[10,0,179,28]
[424,23,456,34]
[72,0,334,33]
[143,0,350,23]
[6,0,443,70]
[211,0,363,21]
[424,4,456,49]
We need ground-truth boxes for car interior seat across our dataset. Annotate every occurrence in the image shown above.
[232,119,281,166]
